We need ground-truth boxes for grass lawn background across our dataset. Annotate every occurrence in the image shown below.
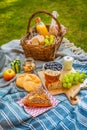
[0,0,87,52]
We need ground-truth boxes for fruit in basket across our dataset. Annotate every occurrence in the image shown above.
[62,71,87,89]
[27,35,45,45]
[3,68,16,81]
[44,35,55,46]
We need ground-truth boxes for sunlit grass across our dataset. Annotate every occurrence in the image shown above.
[0,0,18,4]
[0,0,87,52]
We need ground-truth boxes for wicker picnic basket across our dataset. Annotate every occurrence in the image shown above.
[20,11,63,61]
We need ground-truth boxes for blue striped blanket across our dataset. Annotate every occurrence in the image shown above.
[0,40,87,130]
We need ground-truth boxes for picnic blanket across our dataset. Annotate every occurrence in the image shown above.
[0,38,87,130]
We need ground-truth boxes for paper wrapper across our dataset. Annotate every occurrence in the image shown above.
[17,90,59,117]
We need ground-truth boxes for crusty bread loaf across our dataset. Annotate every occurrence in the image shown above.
[16,73,42,92]
[44,69,61,90]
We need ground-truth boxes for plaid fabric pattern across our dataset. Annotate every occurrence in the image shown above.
[0,63,87,130]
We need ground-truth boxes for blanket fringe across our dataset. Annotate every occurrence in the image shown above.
[62,38,87,56]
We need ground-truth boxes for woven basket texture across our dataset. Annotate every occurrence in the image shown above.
[20,11,63,61]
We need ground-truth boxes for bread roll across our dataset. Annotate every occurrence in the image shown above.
[23,74,42,92]
[31,37,39,45]
[16,73,42,92]
[16,73,27,88]
[38,35,44,45]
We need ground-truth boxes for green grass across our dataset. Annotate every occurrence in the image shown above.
[0,0,87,52]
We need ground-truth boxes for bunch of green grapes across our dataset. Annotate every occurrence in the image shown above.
[44,35,55,46]
[62,71,87,89]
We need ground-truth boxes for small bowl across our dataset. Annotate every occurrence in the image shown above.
[43,61,62,71]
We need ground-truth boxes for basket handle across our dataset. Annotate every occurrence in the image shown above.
[27,10,62,36]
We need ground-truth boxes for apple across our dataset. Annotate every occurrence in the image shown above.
[3,68,16,81]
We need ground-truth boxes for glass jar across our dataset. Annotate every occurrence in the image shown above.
[23,57,36,73]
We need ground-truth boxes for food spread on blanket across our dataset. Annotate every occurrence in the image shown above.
[2,42,87,106]
[2,53,87,106]
[1,11,87,126]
